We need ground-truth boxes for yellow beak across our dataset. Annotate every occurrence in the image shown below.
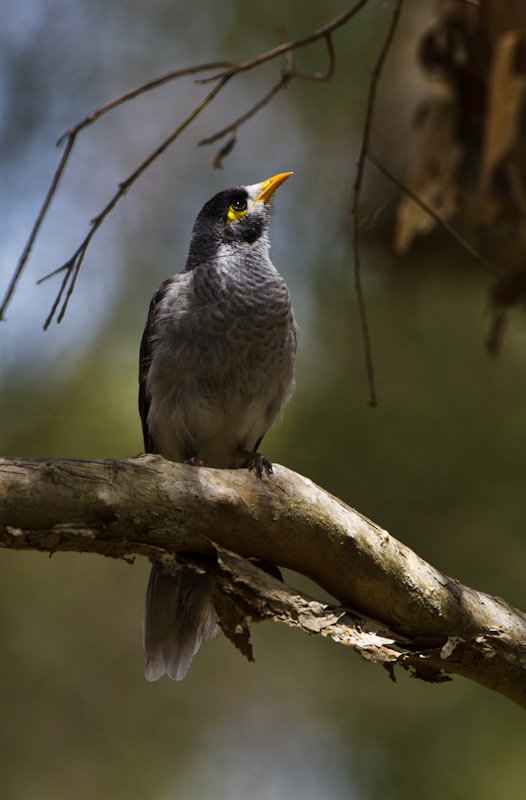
[255,172,293,203]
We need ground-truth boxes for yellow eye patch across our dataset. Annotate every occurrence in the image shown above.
[227,198,248,224]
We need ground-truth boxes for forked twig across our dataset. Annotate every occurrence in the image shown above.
[4,0,370,327]
[0,62,234,324]
[285,32,336,82]
[0,135,74,321]
[56,61,237,146]
[198,74,291,149]
[200,33,335,167]
[39,74,232,329]
[198,3,368,83]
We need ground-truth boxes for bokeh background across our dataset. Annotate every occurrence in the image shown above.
[2,1,526,798]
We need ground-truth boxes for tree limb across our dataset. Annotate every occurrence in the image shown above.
[1,455,525,708]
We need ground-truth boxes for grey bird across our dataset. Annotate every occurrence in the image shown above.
[139,173,297,680]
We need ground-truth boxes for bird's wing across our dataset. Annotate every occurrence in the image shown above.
[138,276,183,454]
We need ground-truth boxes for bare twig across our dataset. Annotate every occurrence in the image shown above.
[5,0,370,327]
[0,135,75,321]
[39,75,232,327]
[211,135,238,170]
[200,33,336,166]
[56,61,237,146]
[198,1,369,83]
[198,74,291,148]
[367,150,502,281]
[285,32,336,82]
[39,252,76,330]
[352,0,404,407]
[1,62,236,324]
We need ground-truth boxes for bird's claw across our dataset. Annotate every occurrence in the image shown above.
[245,453,273,479]
[233,447,273,478]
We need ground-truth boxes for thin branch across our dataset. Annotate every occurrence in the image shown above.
[351,0,404,407]
[367,149,502,281]
[0,134,75,321]
[56,61,237,146]
[199,1,369,84]
[1,64,236,324]
[199,33,335,148]
[39,74,232,327]
[284,32,336,82]
[198,74,291,148]
[5,0,370,326]
[199,33,336,167]
[40,253,76,330]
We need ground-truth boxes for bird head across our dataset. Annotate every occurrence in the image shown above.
[185,173,292,268]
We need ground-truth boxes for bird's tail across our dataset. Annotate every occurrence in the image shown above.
[143,564,219,681]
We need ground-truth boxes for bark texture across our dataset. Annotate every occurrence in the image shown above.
[1,455,525,708]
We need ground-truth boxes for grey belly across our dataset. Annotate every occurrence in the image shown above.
[147,331,294,466]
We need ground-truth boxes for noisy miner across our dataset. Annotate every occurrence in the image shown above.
[139,172,297,680]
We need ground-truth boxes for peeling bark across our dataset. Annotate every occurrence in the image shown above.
[1,455,525,708]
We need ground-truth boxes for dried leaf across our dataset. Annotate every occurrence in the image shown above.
[213,588,255,663]
[212,134,237,170]
[478,30,526,223]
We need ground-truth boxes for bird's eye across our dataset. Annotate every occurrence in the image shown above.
[227,196,248,224]
[231,198,247,212]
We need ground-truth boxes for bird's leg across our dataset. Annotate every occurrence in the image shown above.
[233,448,273,478]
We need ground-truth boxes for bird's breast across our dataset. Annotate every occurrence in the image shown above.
[146,259,295,466]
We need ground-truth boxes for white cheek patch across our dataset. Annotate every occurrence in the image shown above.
[245,182,265,210]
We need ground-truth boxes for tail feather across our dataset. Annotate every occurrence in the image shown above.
[143,565,219,681]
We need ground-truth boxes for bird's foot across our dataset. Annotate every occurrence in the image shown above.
[184,456,212,468]
[234,449,273,479]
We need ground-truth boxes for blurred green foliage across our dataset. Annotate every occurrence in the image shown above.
[1,1,526,799]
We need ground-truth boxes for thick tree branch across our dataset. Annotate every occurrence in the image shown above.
[1,456,525,708]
